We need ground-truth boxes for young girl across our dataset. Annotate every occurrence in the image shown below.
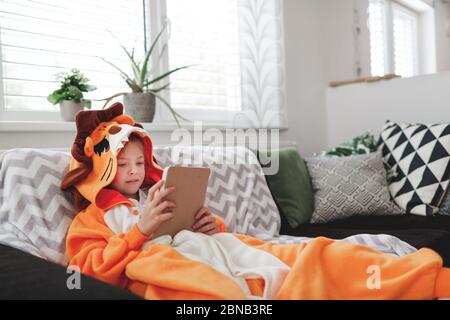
[104,133,221,239]
[61,103,450,300]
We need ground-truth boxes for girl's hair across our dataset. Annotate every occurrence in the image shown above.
[128,132,144,145]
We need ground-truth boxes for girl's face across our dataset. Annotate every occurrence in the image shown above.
[110,139,146,197]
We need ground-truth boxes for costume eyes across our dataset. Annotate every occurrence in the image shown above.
[93,137,110,156]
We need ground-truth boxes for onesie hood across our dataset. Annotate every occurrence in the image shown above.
[60,102,163,211]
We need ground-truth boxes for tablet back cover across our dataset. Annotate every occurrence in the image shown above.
[152,166,211,238]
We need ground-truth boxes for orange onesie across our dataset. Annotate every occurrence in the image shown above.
[61,103,450,300]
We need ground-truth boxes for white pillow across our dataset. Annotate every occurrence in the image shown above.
[378,121,450,215]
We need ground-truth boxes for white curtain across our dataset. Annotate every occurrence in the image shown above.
[232,0,288,129]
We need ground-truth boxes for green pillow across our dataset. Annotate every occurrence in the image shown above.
[258,147,314,228]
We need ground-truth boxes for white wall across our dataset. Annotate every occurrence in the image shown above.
[283,0,329,156]
[326,70,450,147]
[0,124,291,151]
[435,0,450,72]
[282,0,372,156]
[325,0,371,82]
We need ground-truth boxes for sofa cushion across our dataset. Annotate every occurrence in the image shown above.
[258,147,314,228]
[378,120,450,215]
[305,152,403,224]
[153,146,283,239]
[0,148,75,265]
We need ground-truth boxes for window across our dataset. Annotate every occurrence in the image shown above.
[151,0,243,123]
[392,3,419,77]
[368,0,388,77]
[165,0,241,113]
[1,0,287,127]
[0,0,146,120]
[368,0,426,78]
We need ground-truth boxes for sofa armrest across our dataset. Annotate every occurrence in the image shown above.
[0,244,141,299]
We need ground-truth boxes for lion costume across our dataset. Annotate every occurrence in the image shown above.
[61,103,450,300]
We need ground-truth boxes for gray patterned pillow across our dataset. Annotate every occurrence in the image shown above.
[0,148,75,265]
[306,152,404,224]
[153,146,282,237]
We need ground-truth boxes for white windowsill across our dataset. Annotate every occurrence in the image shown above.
[0,121,288,132]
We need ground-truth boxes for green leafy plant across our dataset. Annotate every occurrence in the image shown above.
[99,23,190,127]
[47,69,96,109]
[317,132,378,157]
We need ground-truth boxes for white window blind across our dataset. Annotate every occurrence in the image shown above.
[165,0,241,112]
[368,0,420,78]
[368,0,388,76]
[393,3,419,77]
[0,0,146,113]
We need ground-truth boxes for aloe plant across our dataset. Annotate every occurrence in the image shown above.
[99,23,190,127]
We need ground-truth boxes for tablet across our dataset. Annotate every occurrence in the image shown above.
[152,166,211,238]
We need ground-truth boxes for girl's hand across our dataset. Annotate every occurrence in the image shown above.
[137,179,176,237]
[192,207,218,235]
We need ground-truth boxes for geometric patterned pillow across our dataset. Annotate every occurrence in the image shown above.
[378,120,450,216]
[153,146,282,238]
[306,152,404,224]
[0,148,76,265]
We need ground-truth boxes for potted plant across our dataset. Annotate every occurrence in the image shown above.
[47,69,97,121]
[99,23,190,127]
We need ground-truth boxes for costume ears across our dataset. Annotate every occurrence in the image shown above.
[112,114,135,125]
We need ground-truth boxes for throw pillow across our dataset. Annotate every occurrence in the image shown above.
[306,152,404,224]
[257,147,314,228]
[0,148,76,265]
[153,146,283,239]
[378,120,450,215]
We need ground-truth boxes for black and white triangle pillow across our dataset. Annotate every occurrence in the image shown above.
[378,121,450,216]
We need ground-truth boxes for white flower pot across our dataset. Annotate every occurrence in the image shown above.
[123,93,155,123]
[59,100,84,121]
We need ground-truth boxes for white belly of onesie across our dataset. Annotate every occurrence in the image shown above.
[144,230,291,300]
